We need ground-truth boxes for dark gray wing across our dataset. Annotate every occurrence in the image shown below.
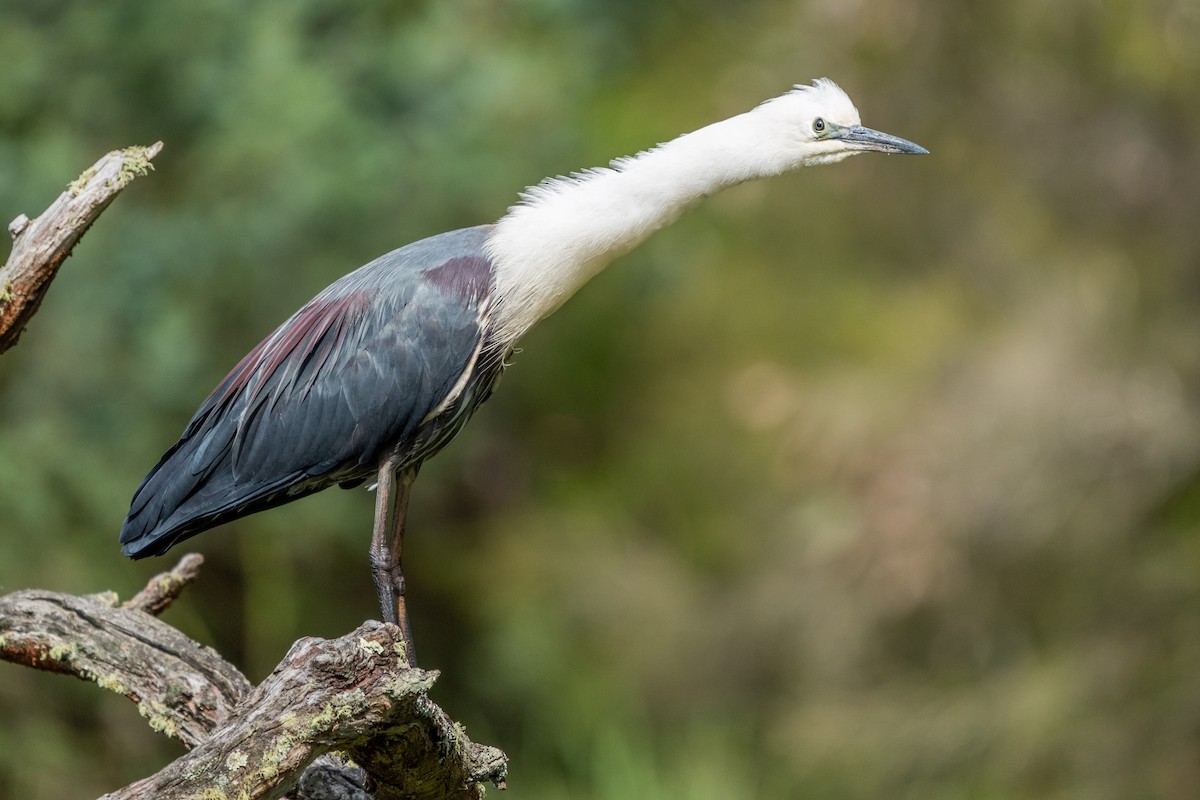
[120,225,498,557]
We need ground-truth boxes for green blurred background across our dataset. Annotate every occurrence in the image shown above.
[3,0,1199,797]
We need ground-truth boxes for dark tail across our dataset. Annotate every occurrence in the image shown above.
[120,425,238,558]
[119,417,314,559]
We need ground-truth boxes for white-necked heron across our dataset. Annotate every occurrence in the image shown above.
[120,79,927,665]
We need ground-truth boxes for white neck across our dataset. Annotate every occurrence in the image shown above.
[485,107,793,343]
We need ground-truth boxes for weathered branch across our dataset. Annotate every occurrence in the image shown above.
[0,556,508,799]
[0,559,250,747]
[0,141,163,353]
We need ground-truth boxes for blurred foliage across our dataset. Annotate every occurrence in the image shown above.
[3,0,1200,797]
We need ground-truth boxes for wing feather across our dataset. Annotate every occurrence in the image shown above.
[120,225,499,557]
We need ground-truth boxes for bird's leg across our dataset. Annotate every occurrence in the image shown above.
[369,465,398,622]
[369,461,419,667]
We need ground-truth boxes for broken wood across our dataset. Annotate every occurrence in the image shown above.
[0,556,508,799]
[0,142,163,354]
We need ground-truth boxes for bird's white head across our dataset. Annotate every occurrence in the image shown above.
[747,78,927,172]
[487,77,926,343]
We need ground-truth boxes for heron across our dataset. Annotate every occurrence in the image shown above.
[120,79,926,665]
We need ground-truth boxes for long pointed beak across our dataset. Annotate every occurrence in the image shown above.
[836,125,928,155]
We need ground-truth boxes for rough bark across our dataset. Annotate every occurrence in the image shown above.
[0,556,508,799]
[0,141,162,353]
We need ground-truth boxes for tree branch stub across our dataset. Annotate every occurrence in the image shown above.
[0,141,163,353]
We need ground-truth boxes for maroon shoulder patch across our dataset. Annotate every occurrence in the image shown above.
[423,255,493,304]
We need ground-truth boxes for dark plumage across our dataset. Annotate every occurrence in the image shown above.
[120,225,504,559]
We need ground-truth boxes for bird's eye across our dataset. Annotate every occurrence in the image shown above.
[813,118,826,134]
